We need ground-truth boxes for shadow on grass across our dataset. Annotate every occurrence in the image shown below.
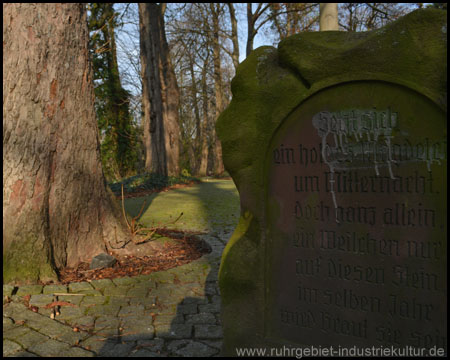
[94,179,239,357]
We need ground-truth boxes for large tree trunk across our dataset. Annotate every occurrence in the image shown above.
[3,3,130,284]
[210,3,225,176]
[139,3,180,176]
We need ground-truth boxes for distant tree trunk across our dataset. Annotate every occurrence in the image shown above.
[210,3,225,175]
[198,60,210,177]
[228,3,240,71]
[139,3,180,176]
[246,3,255,57]
[3,3,130,284]
[187,50,202,174]
[320,3,339,31]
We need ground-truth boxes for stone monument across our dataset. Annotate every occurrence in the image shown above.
[217,9,446,356]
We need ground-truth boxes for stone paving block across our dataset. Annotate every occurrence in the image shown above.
[3,302,27,317]
[181,297,208,305]
[11,329,49,349]
[108,296,129,307]
[27,338,72,357]
[68,282,94,293]
[80,295,108,306]
[3,284,15,297]
[102,286,130,296]
[3,339,23,356]
[154,323,192,339]
[175,271,201,283]
[153,313,184,326]
[3,316,14,327]
[112,277,139,286]
[136,338,165,352]
[29,294,54,307]
[211,295,221,305]
[136,277,156,288]
[70,316,96,329]
[120,324,155,342]
[155,293,184,306]
[118,305,145,317]
[96,341,136,357]
[89,278,115,289]
[204,282,218,296]
[16,285,43,296]
[10,308,56,331]
[194,325,223,339]
[78,335,108,355]
[72,289,103,296]
[130,296,156,307]
[150,303,177,316]
[167,339,219,357]
[129,349,161,357]
[176,303,198,315]
[37,320,87,345]
[85,304,120,316]
[198,302,221,314]
[95,316,120,331]
[2,325,31,341]
[185,312,216,325]
[149,271,175,283]
[200,340,223,350]
[57,294,85,306]
[184,287,206,298]
[126,287,149,298]
[63,346,95,357]
[42,284,68,294]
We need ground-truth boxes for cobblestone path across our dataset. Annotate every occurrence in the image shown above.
[3,232,227,357]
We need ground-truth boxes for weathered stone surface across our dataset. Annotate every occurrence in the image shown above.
[217,8,447,356]
[16,285,43,296]
[42,284,68,294]
[185,313,216,325]
[2,232,225,357]
[154,324,192,339]
[167,339,219,357]
[89,278,115,289]
[194,325,223,339]
[29,294,54,307]
[3,339,23,356]
[3,285,15,297]
[68,282,94,293]
[90,253,117,270]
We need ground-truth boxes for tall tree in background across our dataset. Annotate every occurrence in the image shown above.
[210,3,225,175]
[320,3,339,30]
[88,3,140,181]
[139,3,180,176]
[3,3,130,284]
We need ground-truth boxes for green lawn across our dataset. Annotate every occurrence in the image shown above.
[123,179,240,234]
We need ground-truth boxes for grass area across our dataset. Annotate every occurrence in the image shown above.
[123,178,240,234]
[108,172,200,195]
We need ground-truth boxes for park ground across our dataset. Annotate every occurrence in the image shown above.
[3,179,240,357]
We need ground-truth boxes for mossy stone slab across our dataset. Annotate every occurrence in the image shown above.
[217,9,446,355]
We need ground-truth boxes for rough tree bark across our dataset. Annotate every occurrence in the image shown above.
[139,3,180,176]
[3,3,130,284]
[198,59,210,177]
[210,3,225,175]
